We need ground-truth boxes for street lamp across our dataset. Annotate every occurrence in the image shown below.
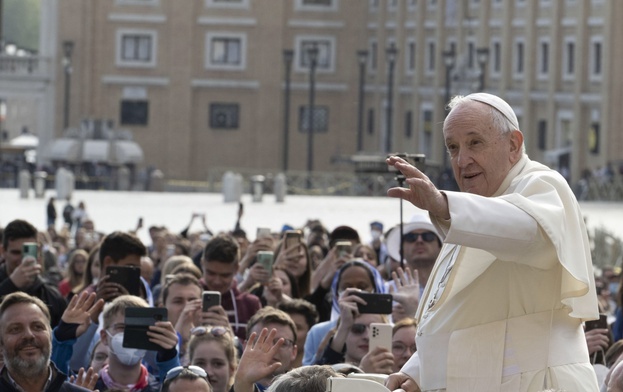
[476,47,489,91]
[282,49,294,172]
[306,43,319,189]
[356,50,368,152]
[385,42,398,153]
[62,40,74,130]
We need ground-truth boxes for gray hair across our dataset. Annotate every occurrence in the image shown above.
[268,365,340,392]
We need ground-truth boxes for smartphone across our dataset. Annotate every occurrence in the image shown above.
[123,307,168,351]
[22,242,38,265]
[585,314,609,331]
[202,291,221,312]
[335,241,353,258]
[353,292,393,314]
[257,227,271,239]
[106,265,141,296]
[284,230,301,249]
[369,323,393,353]
[256,251,274,280]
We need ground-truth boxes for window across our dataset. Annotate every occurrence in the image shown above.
[591,38,602,78]
[120,100,149,126]
[295,36,335,72]
[369,40,378,72]
[367,109,375,134]
[206,0,249,9]
[405,111,413,138]
[589,122,599,154]
[426,40,436,72]
[564,40,575,76]
[116,29,157,67]
[537,120,547,150]
[467,41,475,69]
[492,40,501,74]
[406,40,416,74]
[369,0,379,11]
[210,103,240,129]
[299,106,329,132]
[538,40,549,77]
[388,0,398,11]
[421,108,433,157]
[206,32,246,70]
[295,0,337,11]
[515,40,524,74]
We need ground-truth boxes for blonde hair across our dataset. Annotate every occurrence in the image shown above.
[102,295,148,330]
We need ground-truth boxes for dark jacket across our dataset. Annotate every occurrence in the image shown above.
[0,362,90,392]
[0,264,67,328]
[200,279,262,340]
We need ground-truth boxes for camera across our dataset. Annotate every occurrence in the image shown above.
[387,153,425,172]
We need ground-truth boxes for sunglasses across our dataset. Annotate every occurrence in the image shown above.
[164,366,207,382]
[350,324,369,335]
[191,326,229,337]
[403,231,437,243]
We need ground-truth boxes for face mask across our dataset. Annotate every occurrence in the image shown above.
[107,331,146,366]
[371,230,382,240]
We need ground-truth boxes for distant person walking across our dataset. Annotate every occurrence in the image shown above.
[62,197,75,229]
[47,197,57,227]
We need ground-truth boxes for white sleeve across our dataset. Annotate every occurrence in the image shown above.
[400,351,421,385]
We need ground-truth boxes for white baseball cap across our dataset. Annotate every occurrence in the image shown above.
[386,214,440,262]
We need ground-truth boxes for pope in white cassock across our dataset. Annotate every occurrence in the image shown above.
[385,93,599,392]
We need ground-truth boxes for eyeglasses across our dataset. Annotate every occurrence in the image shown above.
[273,338,296,349]
[191,326,229,337]
[164,366,208,382]
[403,231,437,243]
[350,324,369,335]
[392,342,417,355]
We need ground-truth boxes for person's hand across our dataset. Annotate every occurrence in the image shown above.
[274,243,302,271]
[239,238,274,273]
[148,321,179,351]
[95,275,129,304]
[263,276,284,306]
[176,299,203,344]
[318,248,349,289]
[360,346,395,374]
[248,263,270,285]
[390,268,419,321]
[70,367,99,391]
[385,371,421,392]
[337,288,365,329]
[387,155,450,220]
[9,259,42,289]
[585,328,610,355]
[234,328,284,392]
[62,292,105,338]
[200,305,230,328]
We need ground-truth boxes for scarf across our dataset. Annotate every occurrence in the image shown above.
[99,364,149,392]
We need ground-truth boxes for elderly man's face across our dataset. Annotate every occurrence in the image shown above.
[0,303,52,379]
[444,102,523,197]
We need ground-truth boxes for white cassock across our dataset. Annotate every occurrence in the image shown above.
[401,155,600,392]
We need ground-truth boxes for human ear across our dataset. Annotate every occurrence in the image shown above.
[509,130,524,160]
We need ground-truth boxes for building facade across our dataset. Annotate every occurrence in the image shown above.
[55,0,620,184]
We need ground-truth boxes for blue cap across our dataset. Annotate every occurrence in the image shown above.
[370,221,383,231]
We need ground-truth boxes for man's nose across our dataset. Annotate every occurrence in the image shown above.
[455,147,473,167]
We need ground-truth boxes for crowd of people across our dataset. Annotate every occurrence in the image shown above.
[0,92,619,392]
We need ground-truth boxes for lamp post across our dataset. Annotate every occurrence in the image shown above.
[356,50,368,152]
[282,49,294,172]
[62,40,74,130]
[476,47,489,91]
[385,43,398,153]
[306,43,318,189]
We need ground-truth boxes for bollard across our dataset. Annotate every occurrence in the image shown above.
[34,171,47,198]
[19,170,30,199]
[223,171,243,203]
[274,173,286,203]
[149,169,165,192]
[117,166,131,191]
[250,175,265,203]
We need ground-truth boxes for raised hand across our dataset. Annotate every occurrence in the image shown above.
[234,328,284,392]
[70,367,100,391]
[390,267,420,322]
[148,321,179,351]
[62,291,105,338]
